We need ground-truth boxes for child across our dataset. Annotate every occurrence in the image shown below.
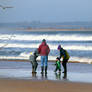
[54,57,61,73]
[29,49,39,73]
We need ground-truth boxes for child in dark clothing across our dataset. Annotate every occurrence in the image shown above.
[54,57,61,73]
[29,49,39,73]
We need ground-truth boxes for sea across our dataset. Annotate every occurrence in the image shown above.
[0,23,92,64]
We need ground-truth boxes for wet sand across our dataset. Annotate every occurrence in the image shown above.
[0,79,92,92]
[0,61,92,92]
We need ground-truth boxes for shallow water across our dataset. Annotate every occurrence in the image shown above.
[0,61,92,83]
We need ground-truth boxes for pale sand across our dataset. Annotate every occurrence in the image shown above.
[0,79,92,92]
[14,27,92,32]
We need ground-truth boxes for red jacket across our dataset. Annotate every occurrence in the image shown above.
[38,42,50,56]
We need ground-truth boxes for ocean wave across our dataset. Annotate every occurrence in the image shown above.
[0,30,92,64]
[1,39,92,45]
[0,43,92,50]
[1,34,92,41]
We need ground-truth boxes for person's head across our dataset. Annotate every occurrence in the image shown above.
[42,39,46,42]
[34,49,39,56]
[57,45,61,50]
[56,57,60,61]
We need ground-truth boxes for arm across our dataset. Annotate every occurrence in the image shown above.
[47,45,50,55]
[38,45,41,54]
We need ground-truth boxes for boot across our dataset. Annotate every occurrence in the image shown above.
[41,66,44,74]
[45,66,47,75]
[32,66,35,73]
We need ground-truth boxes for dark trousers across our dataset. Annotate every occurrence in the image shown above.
[55,65,61,72]
[62,59,68,73]
[32,62,38,72]
[55,66,61,72]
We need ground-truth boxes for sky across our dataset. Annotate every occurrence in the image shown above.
[0,0,92,23]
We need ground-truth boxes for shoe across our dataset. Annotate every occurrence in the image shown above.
[62,71,67,73]
[41,71,44,74]
[32,71,35,74]
[34,71,37,74]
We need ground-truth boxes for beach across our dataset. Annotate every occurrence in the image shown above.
[0,0,92,91]
[0,25,92,92]
[0,60,92,92]
[0,79,92,92]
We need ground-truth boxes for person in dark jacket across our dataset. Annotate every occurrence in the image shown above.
[38,39,50,74]
[29,49,39,73]
[57,45,70,73]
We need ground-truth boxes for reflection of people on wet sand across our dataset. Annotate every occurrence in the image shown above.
[32,72,37,78]
[54,57,61,73]
[41,73,48,79]
[55,72,61,80]
[29,49,39,74]
[38,39,50,75]
[57,45,70,73]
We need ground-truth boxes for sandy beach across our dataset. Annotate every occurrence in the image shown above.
[16,28,92,32]
[0,79,92,92]
[0,60,92,92]
[0,28,92,91]
[0,0,92,91]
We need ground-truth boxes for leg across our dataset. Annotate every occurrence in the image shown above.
[31,62,35,73]
[62,62,66,73]
[45,66,47,75]
[41,56,44,67]
[44,56,48,74]
[54,66,58,72]
[34,62,38,73]
[59,68,61,73]
[62,59,68,73]
[31,62,34,73]
[41,56,44,74]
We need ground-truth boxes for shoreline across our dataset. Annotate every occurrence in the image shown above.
[0,59,91,64]
[1,27,91,32]
[17,28,92,32]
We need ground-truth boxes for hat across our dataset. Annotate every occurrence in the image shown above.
[42,39,46,42]
[30,52,33,55]
[57,45,61,50]
[56,57,60,60]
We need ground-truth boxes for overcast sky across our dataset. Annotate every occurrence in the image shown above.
[0,0,92,23]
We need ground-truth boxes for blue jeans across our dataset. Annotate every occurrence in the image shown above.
[41,56,48,67]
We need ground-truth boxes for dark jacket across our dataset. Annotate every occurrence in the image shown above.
[29,49,39,65]
[59,48,70,60]
[38,42,50,56]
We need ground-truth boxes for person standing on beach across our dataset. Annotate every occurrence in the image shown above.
[38,39,50,75]
[57,45,70,73]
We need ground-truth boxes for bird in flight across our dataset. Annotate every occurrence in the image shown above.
[0,5,13,9]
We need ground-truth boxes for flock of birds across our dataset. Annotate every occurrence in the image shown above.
[0,5,13,9]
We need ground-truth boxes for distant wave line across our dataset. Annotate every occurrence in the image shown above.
[0,39,92,45]
[0,34,92,41]
[0,43,92,50]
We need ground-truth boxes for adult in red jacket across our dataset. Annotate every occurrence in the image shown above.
[38,39,50,74]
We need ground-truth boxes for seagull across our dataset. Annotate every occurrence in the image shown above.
[0,5,13,9]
